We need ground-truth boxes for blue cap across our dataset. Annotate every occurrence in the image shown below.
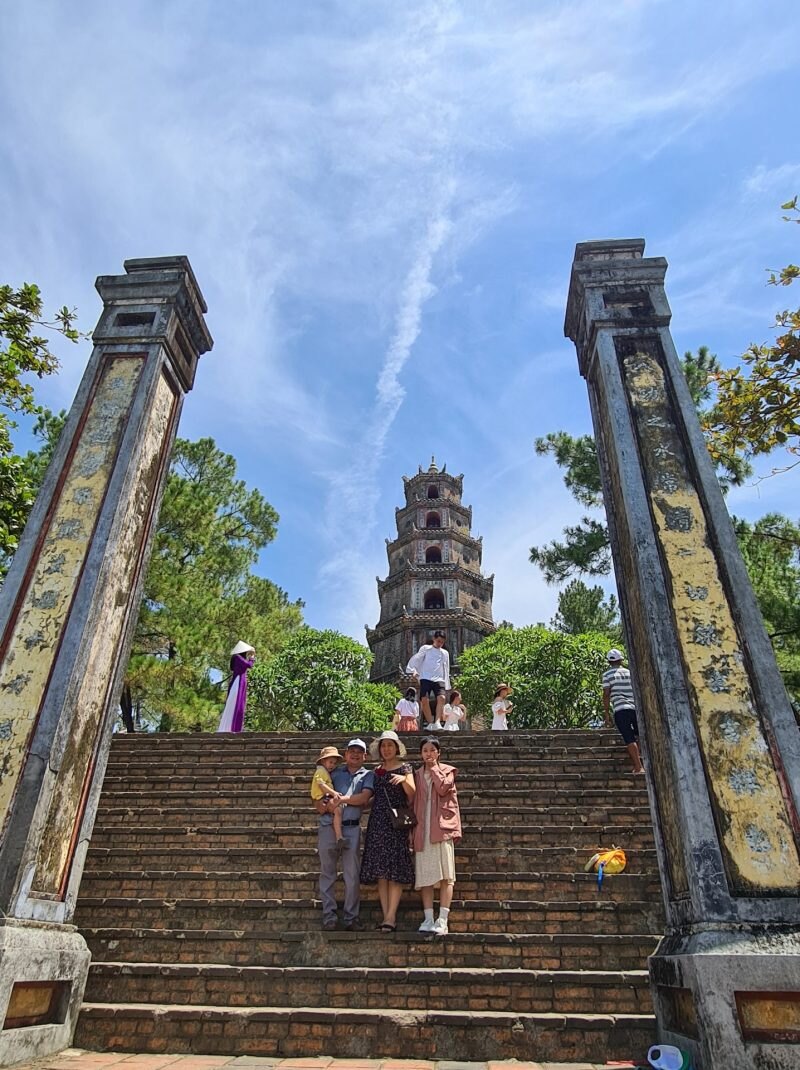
[347,738,367,750]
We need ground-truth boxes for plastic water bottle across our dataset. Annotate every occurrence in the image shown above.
[648,1043,691,1070]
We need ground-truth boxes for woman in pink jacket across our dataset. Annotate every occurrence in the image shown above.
[412,735,462,935]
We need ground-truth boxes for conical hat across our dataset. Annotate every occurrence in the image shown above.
[230,640,255,656]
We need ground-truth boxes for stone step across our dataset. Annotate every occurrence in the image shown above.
[74,896,664,934]
[100,757,637,775]
[109,729,623,745]
[103,760,636,778]
[104,753,629,770]
[77,730,661,1063]
[94,800,652,823]
[75,1002,656,1062]
[84,961,653,1015]
[87,822,656,850]
[79,869,662,903]
[83,926,660,971]
[84,844,659,875]
[97,778,644,798]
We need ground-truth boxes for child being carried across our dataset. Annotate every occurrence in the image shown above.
[311,746,347,847]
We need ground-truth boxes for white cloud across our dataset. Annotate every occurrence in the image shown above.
[3,0,797,641]
[742,163,800,200]
[318,197,455,615]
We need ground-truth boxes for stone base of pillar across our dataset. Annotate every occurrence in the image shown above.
[0,919,90,1066]
[650,929,800,1069]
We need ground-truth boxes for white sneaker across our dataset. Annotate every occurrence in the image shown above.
[418,917,436,933]
[433,917,448,935]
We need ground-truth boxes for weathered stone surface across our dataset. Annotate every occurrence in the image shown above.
[565,238,800,1069]
[0,256,211,1064]
[0,920,90,1067]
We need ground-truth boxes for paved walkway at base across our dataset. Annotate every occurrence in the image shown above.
[15,1049,648,1070]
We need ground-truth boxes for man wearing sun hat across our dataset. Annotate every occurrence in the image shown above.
[316,738,375,931]
[602,649,644,775]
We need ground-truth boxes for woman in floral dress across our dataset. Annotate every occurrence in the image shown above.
[360,730,415,931]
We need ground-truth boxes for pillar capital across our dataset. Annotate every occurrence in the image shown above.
[564,238,670,375]
[93,255,213,391]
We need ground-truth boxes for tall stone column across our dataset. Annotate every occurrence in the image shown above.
[0,257,212,1061]
[564,239,800,1068]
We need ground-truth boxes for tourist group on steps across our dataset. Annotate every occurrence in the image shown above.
[312,731,461,935]
[215,632,644,934]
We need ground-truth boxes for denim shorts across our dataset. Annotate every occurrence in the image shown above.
[614,706,639,745]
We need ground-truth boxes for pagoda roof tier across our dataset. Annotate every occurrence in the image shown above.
[366,608,496,644]
[386,527,483,554]
[377,564,494,595]
[395,499,472,522]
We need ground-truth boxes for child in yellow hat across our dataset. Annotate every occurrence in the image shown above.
[311,746,346,846]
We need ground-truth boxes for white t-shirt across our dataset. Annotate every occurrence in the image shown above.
[491,698,510,731]
[406,644,451,689]
[394,698,419,722]
[442,703,464,731]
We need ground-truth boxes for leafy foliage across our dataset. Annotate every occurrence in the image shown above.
[124,437,303,731]
[530,348,749,583]
[247,627,397,732]
[456,625,610,729]
[707,199,800,469]
[551,579,621,639]
[0,283,79,577]
[733,513,800,702]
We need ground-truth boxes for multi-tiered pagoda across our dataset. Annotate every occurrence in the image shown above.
[366,459,495,685]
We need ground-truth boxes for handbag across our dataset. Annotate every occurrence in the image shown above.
[381,782,417,830]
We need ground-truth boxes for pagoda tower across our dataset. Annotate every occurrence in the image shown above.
[367,459,495,685]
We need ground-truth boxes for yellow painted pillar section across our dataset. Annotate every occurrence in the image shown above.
[0,357,143,832]
[32,373,176,896]
[622,346,800,894]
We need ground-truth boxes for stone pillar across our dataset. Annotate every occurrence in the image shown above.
[565,239,800,1069]
[0,257,212,1062]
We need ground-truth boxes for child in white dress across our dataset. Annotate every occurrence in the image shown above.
[491,683,513,731]
[440,689,466,731]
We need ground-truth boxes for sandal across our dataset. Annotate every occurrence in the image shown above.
[379,922,397,932]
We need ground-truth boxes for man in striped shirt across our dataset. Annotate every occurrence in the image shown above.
[602,649,644,775]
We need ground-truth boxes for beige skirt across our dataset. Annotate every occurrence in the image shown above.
[414,837,455,888]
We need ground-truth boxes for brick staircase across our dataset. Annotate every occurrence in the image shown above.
[74,730,661,1063]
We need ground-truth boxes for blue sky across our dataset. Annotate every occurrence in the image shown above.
[2,0,799,641]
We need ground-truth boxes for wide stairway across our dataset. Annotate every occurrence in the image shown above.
[74,730,662,1063]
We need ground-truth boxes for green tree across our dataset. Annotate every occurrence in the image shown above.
[707,198,800,468]
[530,348,749,583]
[0,284,80,578]
[551,579,621,639]
[456,625,609,729]
[733,513,800,702]
[17,407,67,490]
[123,437,303,731]
[247,627,397,732]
